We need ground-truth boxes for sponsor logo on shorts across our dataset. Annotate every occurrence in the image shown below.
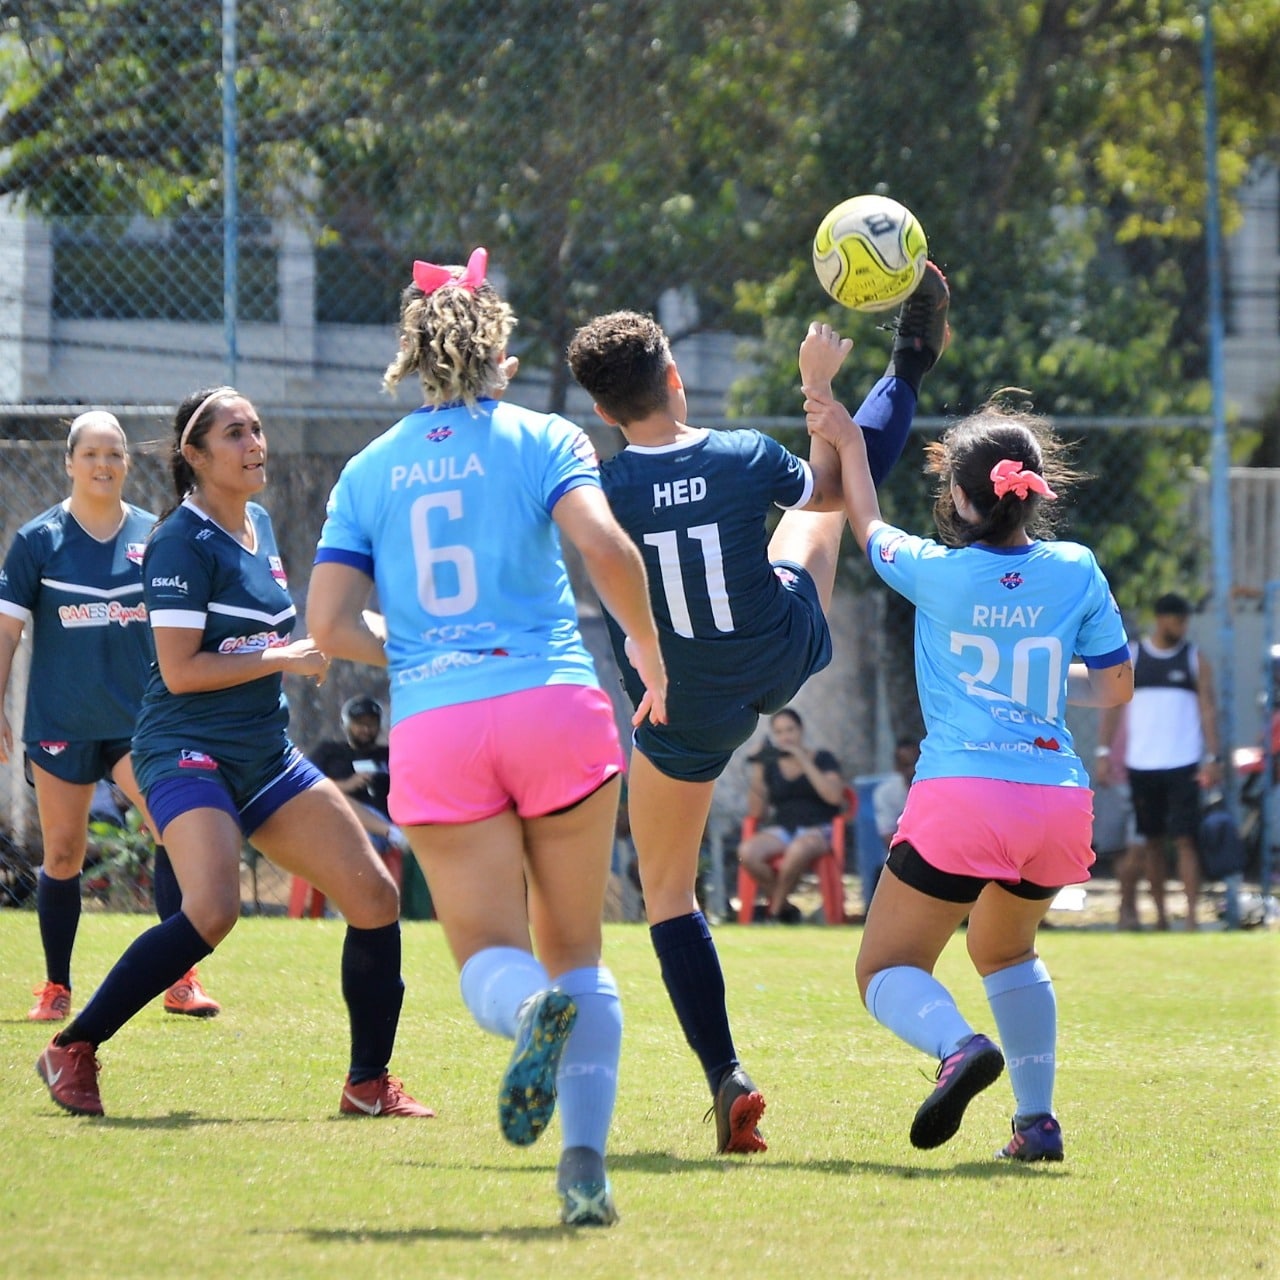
[178,750,218,770]
[38,741,68,757]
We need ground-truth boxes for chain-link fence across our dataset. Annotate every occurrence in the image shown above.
[1,3,1278,912]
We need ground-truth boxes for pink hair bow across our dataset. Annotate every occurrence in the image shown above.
[990,458,1057,501]
[412,246,488,296]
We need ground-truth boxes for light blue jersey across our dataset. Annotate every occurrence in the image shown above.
[867,526,1129,786]
[315,399,603,724]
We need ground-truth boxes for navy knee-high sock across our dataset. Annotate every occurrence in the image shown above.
[650,911,737,1095]
[58,912,212,1048]
[342,922,404,1084]
[851,375,918,485]
[152,845,182,921]
[37,870,82,988]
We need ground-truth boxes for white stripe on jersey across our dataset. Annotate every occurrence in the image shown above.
[39,578,145,600]
[207,601,297,627]
[150,609,208,629]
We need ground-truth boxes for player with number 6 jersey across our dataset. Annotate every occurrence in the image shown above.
[308,248,666,1228]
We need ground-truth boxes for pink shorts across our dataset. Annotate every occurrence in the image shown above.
[892,777,1096,887]
[387,684,625,825]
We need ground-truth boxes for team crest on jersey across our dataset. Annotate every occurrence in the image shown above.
[425,425,453,443]
[178,750,218,770]
[38,741,68,757]
[570,431,599,467]
[268,555,288,587]
[125,542,146,565]
[878,533,908,563]
[999,572,1024,590]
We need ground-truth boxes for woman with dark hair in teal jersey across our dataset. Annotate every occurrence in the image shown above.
[34,391,430,1123]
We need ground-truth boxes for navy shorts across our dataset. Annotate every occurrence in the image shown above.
[24,738,132,787]
[635,560,832,783]
[144,745,326,840]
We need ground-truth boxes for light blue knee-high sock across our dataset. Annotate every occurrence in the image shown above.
[983,958,1057,1122]
[554,965,622,1155]
[459,946,548,1038]
[865,965,975,1060]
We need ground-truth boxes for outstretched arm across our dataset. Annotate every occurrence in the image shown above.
[797,324,854,511]
[803,385,885,552]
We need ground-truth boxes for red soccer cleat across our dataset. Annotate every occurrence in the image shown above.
[28,981,71,1022]
[163,968,221,1017]
[340,1072,436,1118]
[36,1038,104,1116]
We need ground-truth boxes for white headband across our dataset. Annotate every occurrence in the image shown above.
[178,388,234,452]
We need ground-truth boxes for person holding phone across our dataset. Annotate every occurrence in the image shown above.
[737,708,845,922]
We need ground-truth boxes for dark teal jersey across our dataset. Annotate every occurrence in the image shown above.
[132,499,296,771]
[0,501,155,743]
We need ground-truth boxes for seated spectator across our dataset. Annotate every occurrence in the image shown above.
[738,708,845,923]
[869,737,921,908]
[308,696,408,876]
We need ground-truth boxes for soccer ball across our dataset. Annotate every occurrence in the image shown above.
[812,194,928,313]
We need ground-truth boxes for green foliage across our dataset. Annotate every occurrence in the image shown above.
[85,808,153,911]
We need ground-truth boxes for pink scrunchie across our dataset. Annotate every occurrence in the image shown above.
[990,458,1057,501]
[412,246,488,296]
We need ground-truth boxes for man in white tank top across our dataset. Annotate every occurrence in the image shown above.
[1096,593,1220,929]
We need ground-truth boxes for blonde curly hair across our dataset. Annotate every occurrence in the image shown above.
[382,276,516,408]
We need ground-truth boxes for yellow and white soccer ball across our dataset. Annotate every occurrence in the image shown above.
[812,194,928,312]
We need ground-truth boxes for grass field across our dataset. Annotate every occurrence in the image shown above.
[1,914,1276,1279]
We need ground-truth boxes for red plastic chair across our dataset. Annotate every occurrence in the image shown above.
[736,786,856,925]
[288,846,403,919]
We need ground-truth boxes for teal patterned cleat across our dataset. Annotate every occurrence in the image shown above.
[498,989,577,1146]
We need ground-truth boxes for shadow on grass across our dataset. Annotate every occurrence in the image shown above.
[390,1150,1065,1181]
[287,1225,585,1243]
[51,1112,298,1128]
[609,1150,1060,1180]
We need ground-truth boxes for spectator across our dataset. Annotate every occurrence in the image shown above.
[738,708,845,923]
[308,695,410,877]
[869,737,921,909]
[1096,592,1220,930]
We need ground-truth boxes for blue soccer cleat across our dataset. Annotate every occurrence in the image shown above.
[996,1114,1065,1163]
[909,1032,1005,1150]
